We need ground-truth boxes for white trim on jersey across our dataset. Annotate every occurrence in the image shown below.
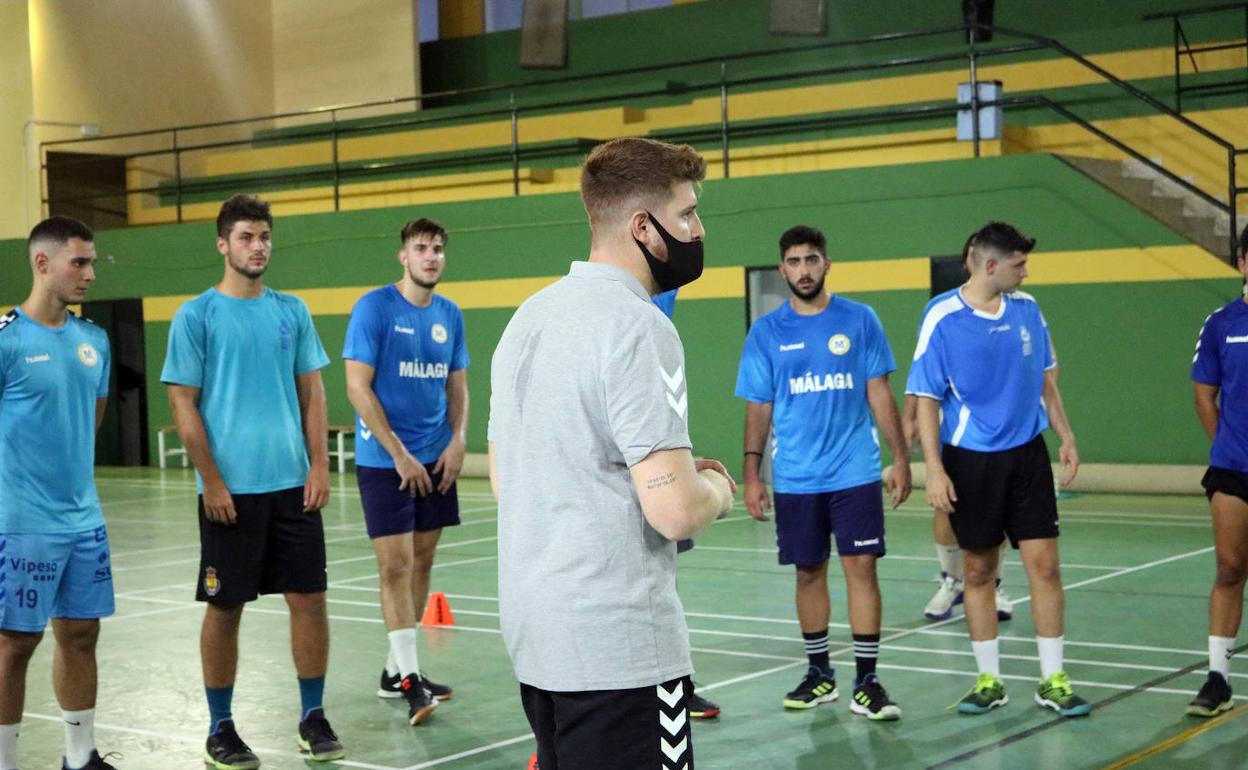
[913,294,965,361]
[950,404,972,446]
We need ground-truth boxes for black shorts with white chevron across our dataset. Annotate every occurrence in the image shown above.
[520,675,694,769]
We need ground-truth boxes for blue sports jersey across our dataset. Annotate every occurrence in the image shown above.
[0,308,109,533]
[906,288,1055,452]
[735,296,896,494]
[1191,297,1248,473]
[342,286,470,467]
[161,288,330,493]
[653,290,678,319]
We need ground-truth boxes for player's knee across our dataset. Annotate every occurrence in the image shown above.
[378,558,413,587]
[1214,555,1248,588]
[963,561,996,587]
[0,630,43,661]
[794,564,826,589]
[284,591,327,614]
[53,619,100,653]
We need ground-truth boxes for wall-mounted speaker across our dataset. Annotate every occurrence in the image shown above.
[769,0,826,37]
[520,0,569,69]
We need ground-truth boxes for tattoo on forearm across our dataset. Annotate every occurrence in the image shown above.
[646,472,677,490]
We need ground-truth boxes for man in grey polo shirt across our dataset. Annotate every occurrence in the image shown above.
[489,137,735,770]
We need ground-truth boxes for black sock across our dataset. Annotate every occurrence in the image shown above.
[802,629,830,672]
[853,633,880,684]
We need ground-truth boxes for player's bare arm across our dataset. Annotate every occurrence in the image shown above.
[916,395,956,514]
[1195,382,1220,442]
[345,358,432,496]
[297,369,331,512]
[631,447,735,540]
[168,384,236,524]
[433,368,468,493]
[866,375,912,508]
[1042,364,1079,486]
[743,400,774,521]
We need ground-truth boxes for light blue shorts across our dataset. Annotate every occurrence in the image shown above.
[0,526,115,632]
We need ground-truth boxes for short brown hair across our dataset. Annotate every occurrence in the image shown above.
[400,218,448,245]
[580,138,706,231]
[217,194,271,239]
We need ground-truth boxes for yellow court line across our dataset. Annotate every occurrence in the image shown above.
[137,246,1238,322]
[1101,705,1248,769]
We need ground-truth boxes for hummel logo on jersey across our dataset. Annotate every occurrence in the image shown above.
[853,538,880,547]
[988,324,1012,334]
[1227,334,1248,344]
[660,365,687,420]
[360,427,373,440]
[779,342,806,352]
[24,354,50,364]
[394,325,415,335]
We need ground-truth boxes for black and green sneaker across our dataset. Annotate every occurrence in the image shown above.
[850,673,901,721]
[783,666,838,709]
[957,673,1008,715]
[203,720,260,770]
[1186,672,1233,718]
[297,710,346,761]
[1035,671,1091,717]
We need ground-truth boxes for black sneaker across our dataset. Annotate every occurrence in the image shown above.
[203,720,260,770]
[420,671,454,701]
[62,750,120,769]
[1187,671,1234,718]
[849,673,902,721]
[782,666,838,709]
[402,675,438,725]
[297,710,345,761]
[687,689,721,719]
[377,669,403,699]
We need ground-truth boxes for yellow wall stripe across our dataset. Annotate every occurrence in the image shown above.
[137,246,1238,322]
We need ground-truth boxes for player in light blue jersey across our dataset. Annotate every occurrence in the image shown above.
[902,238,1013,624]
[1187,231,1248,718]
[343,218,469,724]
[162,195,341,768]
[907,221,1087,718]
[736,225,910,721]
[0,217,117,770]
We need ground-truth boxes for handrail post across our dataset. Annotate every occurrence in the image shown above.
[1230,147,1239,265]
[173,128,183,224]
[720,62,730,179]
[331,109,340,212]
[1173,18,1182,112]
[969,38,981,159]
[510,92,520,197]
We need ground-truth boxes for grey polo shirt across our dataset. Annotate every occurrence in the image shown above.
[488,260,694,692]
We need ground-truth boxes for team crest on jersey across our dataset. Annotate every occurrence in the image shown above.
[431,323,448,344]
[828,334,851,356]
[204,567,220,597]
[1019,326,1033,357]
[77,342,99,367]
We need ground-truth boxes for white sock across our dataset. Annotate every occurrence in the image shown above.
[1210,635,1235,677]
[388,627,420,678]
[971,638,1000,677]
[0,723,19,770]
[62,709,94,769]
[385,646,399,677]
[1037,635,1064,679]
[936,543,962,579]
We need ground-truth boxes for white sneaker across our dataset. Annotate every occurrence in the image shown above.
[995,581,1013,621]
[924,573,963,621]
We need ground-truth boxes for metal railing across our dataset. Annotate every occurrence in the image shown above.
[40,23,1246,261]
[1143,3,1248,113]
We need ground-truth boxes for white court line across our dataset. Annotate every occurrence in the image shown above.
[326,536,499,567]
[689,545,1129,570]
[20,712,403,770]
[404,733,536,770]
[328,555,497,585]
[110,530,370,573]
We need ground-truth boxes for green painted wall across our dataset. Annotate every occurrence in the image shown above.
[420,0,1229,104]
[1,154,1239,472]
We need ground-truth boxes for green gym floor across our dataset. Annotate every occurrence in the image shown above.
[17,468,1246,769]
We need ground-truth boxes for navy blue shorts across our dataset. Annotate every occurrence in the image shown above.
[357,465,460,539]
[773,481,886,566]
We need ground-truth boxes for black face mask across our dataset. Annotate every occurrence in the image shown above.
[634,211,704,293]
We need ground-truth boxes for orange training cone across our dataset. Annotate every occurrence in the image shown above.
[527,754,539,770]
[421,591,455,626]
